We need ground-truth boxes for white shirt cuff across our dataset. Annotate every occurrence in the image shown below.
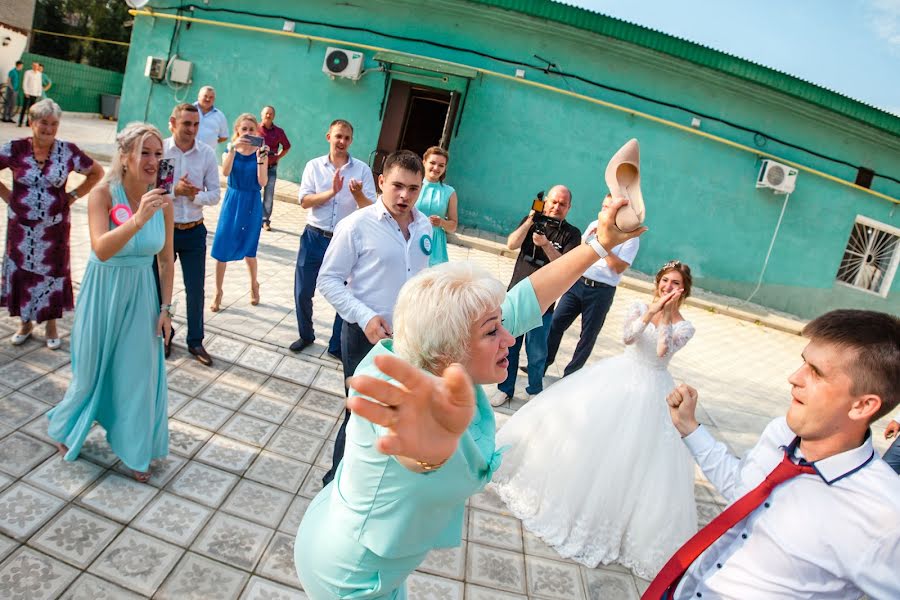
[683,424,717,456]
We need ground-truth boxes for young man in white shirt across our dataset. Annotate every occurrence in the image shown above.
[291,119,376,357]
[161,103,221,366]
[17,62,42,127]
[654,309,900,600]
[316,150,431,485]
[193,86,228,151]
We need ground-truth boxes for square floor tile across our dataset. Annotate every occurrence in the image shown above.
[174,399,234,431]
[167,390,191,416]
[283,407,335,438]
[88,528,183,597]
[525,555,585,599]
[241,394,294,424]
[298,466,327,499]
[0,547,78,599]
[20,374,70,406]
[132,492,212,546]
[0,392,51,428]
[221,479,290,526]
[78,426,119,467]
[168,366,215,396]
[30,505,122,569]
[167,462,238,508]
[78,473,157,523]
[199,380,253,410]
[19,347,71,372]
[256,531,301,587]
[191,513,273,572]
[237,346,282,374]
[466,543,526,594]
[24,455,104,500]
[522,530,568,561]
[60,572,145,600]
[205,336,249,363]
[265,428,323,463]
[468,508,522,551]
[156,551,249,600]
[309,369,345,398]
[240,575,308,600]
[245,451,310,494]
[219,365,269,391]
[220,414,277,447]
[195,435,259,474]
[299,388,345,418]
[0,432,56,477]
[465,584,526,599]
[407,571,464,599]
[0,482,64,540]
[419,542,466,580]
[0,360,48,389]
[168,419,214,458]
[272,357,318,387]
[0,533,13,562]
[256,378,306,404]
[21,416,56,443]
[581,567,639,600]
[277,496,311,534]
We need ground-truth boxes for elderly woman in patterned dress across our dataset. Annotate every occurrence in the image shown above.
[0,99,104,349]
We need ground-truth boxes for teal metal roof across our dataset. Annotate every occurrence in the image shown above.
[466,0,900,137]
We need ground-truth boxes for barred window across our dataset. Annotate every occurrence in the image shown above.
[835,216,899,297]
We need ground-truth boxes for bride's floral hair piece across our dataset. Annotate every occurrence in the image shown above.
[393,262,506,373]
[655,260,693,304]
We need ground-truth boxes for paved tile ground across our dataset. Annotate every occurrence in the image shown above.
[0,116,894,599]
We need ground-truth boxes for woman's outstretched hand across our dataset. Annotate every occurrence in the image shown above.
[348,355,475,466]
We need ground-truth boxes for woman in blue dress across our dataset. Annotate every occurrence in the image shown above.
[47,122,175,482]
[415,146,458,265]
[210,113,269,311]
[294,198,645,599]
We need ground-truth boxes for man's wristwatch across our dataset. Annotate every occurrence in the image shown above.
[68,190,79,201]
[585,234,609,259]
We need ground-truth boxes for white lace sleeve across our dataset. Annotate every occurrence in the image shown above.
[622,302,648,345]
[658,320,695,358]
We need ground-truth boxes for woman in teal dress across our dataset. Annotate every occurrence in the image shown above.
[415,146,458,265]
[294,198,645,599]
[210,113,269,311]
[47,123,175,482]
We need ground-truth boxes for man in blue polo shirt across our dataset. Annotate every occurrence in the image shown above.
[193,86,228,151]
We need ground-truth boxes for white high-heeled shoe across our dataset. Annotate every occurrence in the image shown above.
[604,138,645,232]
[46,338,61,351]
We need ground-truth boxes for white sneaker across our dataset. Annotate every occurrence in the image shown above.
[489,390,511,407]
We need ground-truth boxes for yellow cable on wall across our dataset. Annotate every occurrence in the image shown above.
[128,9,899,206]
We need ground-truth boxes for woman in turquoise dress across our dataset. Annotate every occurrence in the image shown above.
[210,113,269,311]
[47,122,175,482]
[294,198,645,599]
[415,146,458,265]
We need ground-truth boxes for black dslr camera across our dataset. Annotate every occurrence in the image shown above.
[531,190,561,236]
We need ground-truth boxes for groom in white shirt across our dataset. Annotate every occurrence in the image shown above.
[652,309,900,600]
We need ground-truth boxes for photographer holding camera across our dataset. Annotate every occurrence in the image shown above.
[490,185,581,407]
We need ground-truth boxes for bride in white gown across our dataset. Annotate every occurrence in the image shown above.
[492,260,698,578]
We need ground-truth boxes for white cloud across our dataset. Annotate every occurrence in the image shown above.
[870,0,900,48]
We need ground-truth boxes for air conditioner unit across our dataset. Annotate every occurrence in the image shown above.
[322,47,364,81]
[756,159,798,194]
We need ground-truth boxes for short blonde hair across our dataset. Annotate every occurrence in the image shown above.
[232,113,259,142]
[393,262,506,374]
[104,122,163,185]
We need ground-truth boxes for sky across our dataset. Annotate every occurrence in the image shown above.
[555,0,900,115]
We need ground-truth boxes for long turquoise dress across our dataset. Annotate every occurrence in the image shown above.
[47,183,168,473]
[211,151,262,261]
[294,279,543,599]
[415,180,454,266]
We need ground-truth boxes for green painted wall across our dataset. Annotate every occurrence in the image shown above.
[118,0,900,318]
[21,52,123,114]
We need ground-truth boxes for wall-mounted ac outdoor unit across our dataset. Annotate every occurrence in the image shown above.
[756,159,798,194]
[322,47,364,80]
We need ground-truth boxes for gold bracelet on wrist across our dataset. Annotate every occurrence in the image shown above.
[415,456,449,472]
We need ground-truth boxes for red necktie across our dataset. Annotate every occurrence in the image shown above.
[642,451,816,600]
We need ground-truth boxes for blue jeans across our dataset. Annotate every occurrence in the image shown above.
[499,309,553,396]
[322,321,375,486]
[545,279,616,376]
[151,224,207,348]
[261,165,277,224]
[885,436,900,474]
[294,226,342,353]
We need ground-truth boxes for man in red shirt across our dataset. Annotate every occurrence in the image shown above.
[259,105,292,231]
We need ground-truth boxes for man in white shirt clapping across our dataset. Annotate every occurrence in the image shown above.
[317,150,431,485]
[650,309,900,600]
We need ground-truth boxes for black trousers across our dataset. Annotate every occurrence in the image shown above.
[321,321,375,485]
